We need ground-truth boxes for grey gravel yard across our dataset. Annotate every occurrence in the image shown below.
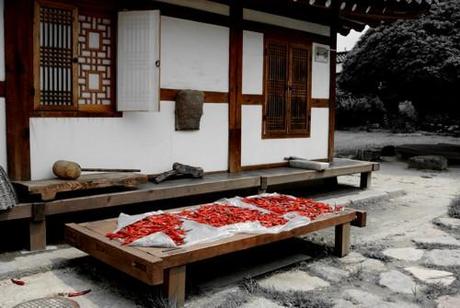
[1,134,460,308]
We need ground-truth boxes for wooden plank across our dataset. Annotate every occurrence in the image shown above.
[263,164,374,186]
[311,98,329,108]
[351,210,367,227]
[65,223,164,285]
[228,0,243,173]
[44,174,261,216]
[160,88,228,103]
[241,162,289,171]
[163,266,186,308]
[335,222,351,257]
[0,204,33,221]
[13,173,148,201]
[0,81,4,97]
[328,25,337,162]
[241,94,264,105]
[360,172,372,189]
[5,0,34,181]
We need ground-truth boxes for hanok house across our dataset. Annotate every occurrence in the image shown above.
[0,0,430,250]
[0,0,432,180]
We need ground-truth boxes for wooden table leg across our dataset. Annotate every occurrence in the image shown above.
[360,172,372,189]
[335,222,351,257]
[163,265,186,308]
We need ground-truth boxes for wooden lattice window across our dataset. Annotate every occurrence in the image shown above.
[263,37,311,138]
[34,1,115,114]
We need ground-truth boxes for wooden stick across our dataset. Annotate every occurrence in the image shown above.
[81,168,141,173]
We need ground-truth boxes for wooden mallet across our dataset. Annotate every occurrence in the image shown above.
[52,160,141,180]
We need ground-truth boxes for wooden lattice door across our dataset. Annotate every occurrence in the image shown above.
[264,38,311,138]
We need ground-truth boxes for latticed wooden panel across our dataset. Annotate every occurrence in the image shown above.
[266,41,288,132]
[77,14,113,106]
[38,6,74,107]
[290,46,309,131]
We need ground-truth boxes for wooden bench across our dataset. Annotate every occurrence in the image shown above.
[65,207,367,307]
[0,158,378,251]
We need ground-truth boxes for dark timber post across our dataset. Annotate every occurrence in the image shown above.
[228,0,243,173]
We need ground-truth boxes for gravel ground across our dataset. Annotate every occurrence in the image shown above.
[335,130,460,156]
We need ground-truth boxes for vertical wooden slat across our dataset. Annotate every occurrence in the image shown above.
[5,0,34,180]
[328,25,338,162]
[228,0,243,173]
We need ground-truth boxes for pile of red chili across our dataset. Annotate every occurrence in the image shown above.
[178,204,287,227]
[106,213,185,245]
[242,195,338,220]
[106,195,339,246]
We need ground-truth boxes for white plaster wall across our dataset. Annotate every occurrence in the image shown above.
[0,99,6,170]
[242,31,264,95]
[160,16,229,92]
[30,16,230,180]
[241,106,329,166]
[30,102,228,179]
[312,43,330,99]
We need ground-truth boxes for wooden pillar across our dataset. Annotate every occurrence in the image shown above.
[163,265,186,308]
[4,0,34,180]
[328,24,337,162]
[228,0,243,173]
[360,172,372,189]
[335,222,350,257]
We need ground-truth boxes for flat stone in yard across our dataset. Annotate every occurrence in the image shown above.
[437,295,460,308]
[187,287,241,308]
[412,229,460,247]
[424,249,460,267]
[339,289,420,308]
[404,266,455,286]
[433,217,460,230]
[258,270,329,292]
[338,252,367,264]
[382,247,425,261]
[308,263,350,282]
[241,297,284,308]
[345,258,386,273]
[379,270,417,294]
[408,155,448,171]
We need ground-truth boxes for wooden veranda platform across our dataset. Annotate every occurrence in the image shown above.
[65,207,367,307]
[0,158,378,251]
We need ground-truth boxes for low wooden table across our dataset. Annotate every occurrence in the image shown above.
[65,207,366,307]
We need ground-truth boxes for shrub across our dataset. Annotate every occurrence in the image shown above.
[448,195,460,219]
[336,89,386,128]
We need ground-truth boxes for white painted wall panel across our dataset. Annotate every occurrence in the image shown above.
[312,43,330,99]
[241,106,329,166]
[0,99,6,170]
[30,102,228,179]
[117,11,160,111]
[160,17,229,92]
[242,31,264,95]
[0,0,4,81]
[155,0,229,16]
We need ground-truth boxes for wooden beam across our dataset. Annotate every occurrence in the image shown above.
[228,0,243,173]
[241,94,264,105]
[311,98,329,108]
[5,0,34,180]
[160,88,228,103]
[328,25,337,162]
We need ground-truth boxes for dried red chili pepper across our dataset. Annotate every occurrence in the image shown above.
[242,195,339,220]
[106,213,185,245]
[178,204,287,227]
[11,278,25,286]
